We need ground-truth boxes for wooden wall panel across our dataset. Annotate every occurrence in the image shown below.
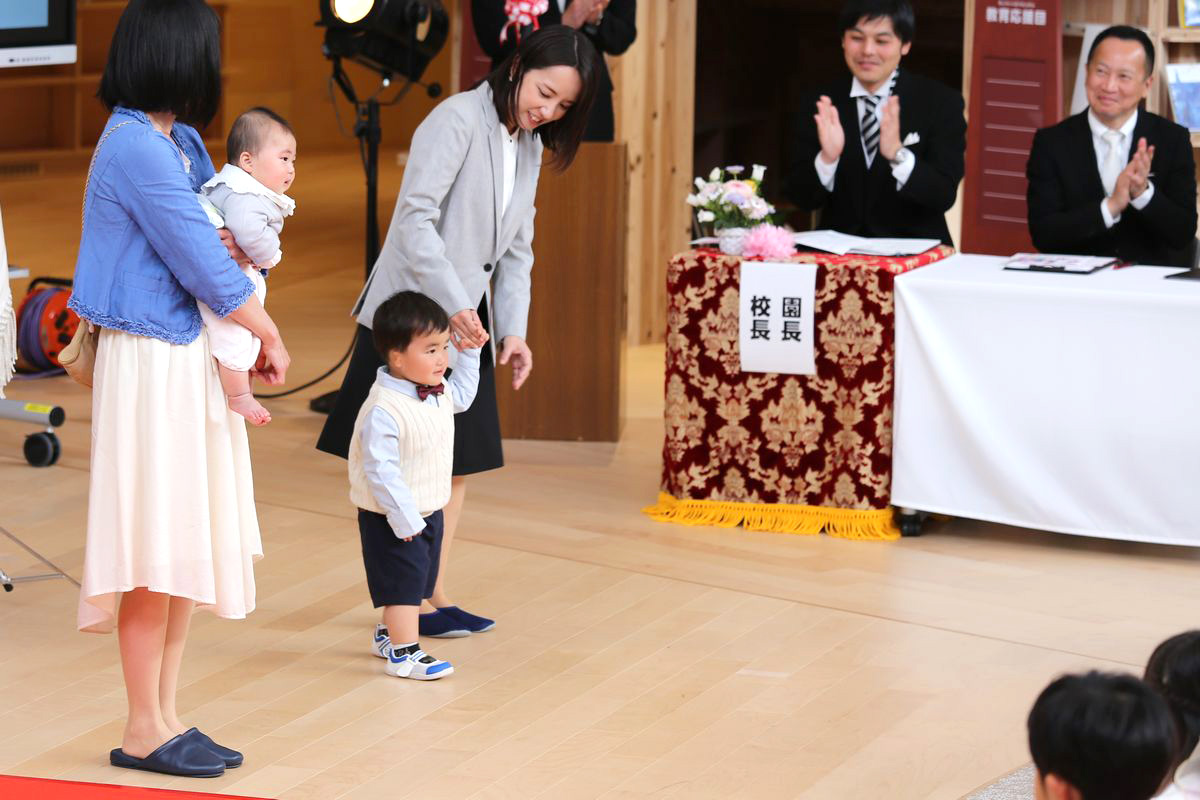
[495,143,628,441]
[612,0,696,345]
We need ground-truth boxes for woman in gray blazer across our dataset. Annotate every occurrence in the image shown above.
[318,26,601,636]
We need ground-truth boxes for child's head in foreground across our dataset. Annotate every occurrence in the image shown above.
[372,291,452,387]
[227,106,296,194]
[1028,670,1177,800]
[1145,630,1200,773]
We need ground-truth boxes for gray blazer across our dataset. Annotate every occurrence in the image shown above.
[353,82,544,344]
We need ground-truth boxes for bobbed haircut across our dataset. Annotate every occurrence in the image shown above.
[98,0,222,128]
[227,106,294,164]
[486,25,601,171]
[1028,671,1177,800]
[838,0,916,44]
[1087,25,1157,77]
[1145,630,1200,769]
[371,291,450,359]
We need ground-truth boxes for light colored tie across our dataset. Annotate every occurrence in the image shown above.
[1100,129,1125,197]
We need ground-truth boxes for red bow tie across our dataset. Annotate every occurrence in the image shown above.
[416,383,445,400]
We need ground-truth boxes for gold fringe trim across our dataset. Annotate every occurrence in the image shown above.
[642,492,900,541]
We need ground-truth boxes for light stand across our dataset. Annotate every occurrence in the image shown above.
[331,57,390,281]
[308,59,441,414]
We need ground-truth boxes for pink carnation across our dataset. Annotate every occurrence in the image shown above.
[722,180,754,197]
[742,224,796,260]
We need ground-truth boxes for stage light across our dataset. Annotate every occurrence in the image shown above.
[307,0,448,415]
[332,0,373,24]
[318,0,448,82]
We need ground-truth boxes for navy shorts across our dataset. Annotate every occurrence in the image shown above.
[358,508,444,607]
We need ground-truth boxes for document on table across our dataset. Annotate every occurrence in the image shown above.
[793,229,941,256]
[1003,253,1116,274]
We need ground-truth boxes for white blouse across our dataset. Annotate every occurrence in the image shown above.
[501,125,518,216]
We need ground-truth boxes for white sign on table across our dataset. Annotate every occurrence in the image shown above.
[738,261,818,375]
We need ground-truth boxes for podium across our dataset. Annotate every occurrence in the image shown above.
[495,142,628,442]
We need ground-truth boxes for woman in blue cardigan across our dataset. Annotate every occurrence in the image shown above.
[68,0,289,778]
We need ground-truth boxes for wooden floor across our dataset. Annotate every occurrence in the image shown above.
[2,153,1198,800]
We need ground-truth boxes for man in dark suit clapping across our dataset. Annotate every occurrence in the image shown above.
[1026,26,1198,267]
[783,0,966,247]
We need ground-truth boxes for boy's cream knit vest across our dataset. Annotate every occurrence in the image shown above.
[348,382,455,517]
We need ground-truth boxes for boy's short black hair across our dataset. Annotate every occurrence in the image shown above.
[838,0,915,44]
[1087,25,1156,77]
[227,106,294,165]
[1145,630,1200,769]
[371,291,450,359]
[1028,671,1177,800]
[98,0,222,128]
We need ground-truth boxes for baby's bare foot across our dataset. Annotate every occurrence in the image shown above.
[228,392,271,426]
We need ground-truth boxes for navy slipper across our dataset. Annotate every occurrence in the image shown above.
[418,609,470,638]
[440,605,495,633]
[109,732,225,778]
[185,727,243,768]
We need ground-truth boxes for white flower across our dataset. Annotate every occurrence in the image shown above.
[694,177,705,190]
[686,193,701,207]
[752,164,766,182]
[709,167,722,181]
[726,165,745,175]
[747,197,771,220]
[697,210,715,223]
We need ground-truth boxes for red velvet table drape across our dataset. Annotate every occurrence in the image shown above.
[645,245,953,540]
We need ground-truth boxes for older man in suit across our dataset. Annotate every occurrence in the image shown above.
[1026,26,1197,267]
[783,0,966,247]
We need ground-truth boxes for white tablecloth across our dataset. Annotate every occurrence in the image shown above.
[892,253,1200,546]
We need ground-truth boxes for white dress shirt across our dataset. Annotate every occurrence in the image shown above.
[814,71,915,191]
[1088,108,1154,229]
[359,349,481,537]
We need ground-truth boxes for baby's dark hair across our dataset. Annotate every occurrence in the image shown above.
[371,291,450,359]
[1146,630,1200,769]
[226,106,293,164]
[1028,671,1177,800]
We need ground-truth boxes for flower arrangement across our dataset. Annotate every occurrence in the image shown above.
[686,164,775,233]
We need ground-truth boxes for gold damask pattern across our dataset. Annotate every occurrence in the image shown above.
[661,246,953,511]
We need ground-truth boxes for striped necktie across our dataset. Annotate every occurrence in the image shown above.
[860,72,898,166]
[861,95,881,165]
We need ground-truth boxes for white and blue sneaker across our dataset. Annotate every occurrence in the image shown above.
[384,645,453,680]
[372,623,390,659]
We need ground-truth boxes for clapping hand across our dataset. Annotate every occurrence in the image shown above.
[878,96,902,162]
[564,0,607,28]
[1127,136,1155,200]
[586,0,609,24]
[1107,138,1155,216]
[813,95,845,165]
